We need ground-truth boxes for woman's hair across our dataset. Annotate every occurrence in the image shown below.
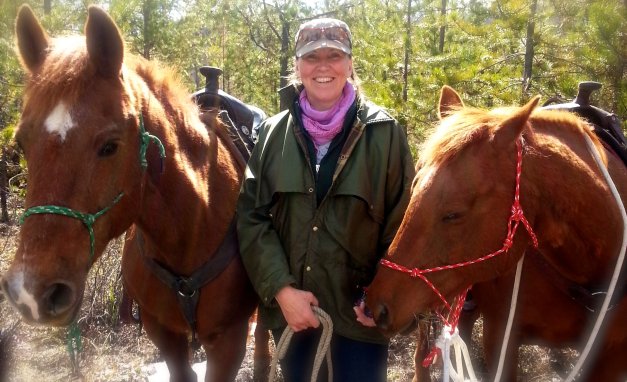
[286,56,363,95]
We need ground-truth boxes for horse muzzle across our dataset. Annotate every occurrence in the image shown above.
[372,303,392,332]
[1,273,79,326]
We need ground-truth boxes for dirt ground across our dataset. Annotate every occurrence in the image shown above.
[0,210,578,382]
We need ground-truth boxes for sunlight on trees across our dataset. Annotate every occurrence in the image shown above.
[1,0,625,143]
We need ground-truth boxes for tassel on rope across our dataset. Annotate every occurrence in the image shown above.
[67,321,82,376]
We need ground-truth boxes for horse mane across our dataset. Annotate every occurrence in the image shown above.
[418,104,604,169]
[21,35,202,132]
[127,54,201,124]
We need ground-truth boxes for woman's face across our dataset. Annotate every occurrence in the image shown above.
[296,48,353,110]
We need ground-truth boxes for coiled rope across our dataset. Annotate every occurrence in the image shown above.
[269,306,333,382]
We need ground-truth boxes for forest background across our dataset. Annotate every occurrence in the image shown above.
[0,0,625,154]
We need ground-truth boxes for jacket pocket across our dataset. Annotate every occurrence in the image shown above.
[322,192,382,272]
[332,171,384,224]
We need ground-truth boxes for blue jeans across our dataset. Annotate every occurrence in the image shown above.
[272,328,389,382]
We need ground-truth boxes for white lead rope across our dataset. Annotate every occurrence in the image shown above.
[437,325,479,382]
[564,133,627,381]
[493,254,525,382]
[440,255,524,382]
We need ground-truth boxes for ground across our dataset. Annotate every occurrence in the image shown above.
[0,213,577,382]
[0,296,415,382]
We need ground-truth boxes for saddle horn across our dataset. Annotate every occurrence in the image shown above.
[573,81,602,107]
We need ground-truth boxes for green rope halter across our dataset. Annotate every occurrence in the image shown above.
[139,114,166,170]
[19,113,165,371]
[20,193,123,263]
[20,114,165,262]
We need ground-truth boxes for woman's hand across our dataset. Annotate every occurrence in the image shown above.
[354,300,376,327]
[275,285,320,332]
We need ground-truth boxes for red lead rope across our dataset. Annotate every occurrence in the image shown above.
[380,139,539,362]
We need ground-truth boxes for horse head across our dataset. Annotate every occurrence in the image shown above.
[367,86,541,335]
[1,5,151,326]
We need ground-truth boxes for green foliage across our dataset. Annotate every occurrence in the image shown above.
[0,3,24,137]
[0,0,625,149]
[0,126,15,146]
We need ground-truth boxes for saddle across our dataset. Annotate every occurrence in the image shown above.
[192,66,266,161]
[541,81,627,312]
[542,81,627,166]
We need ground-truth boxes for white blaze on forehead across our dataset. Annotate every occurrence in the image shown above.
[45,101,75,141]
[415,164,438,194]
[10,271,41,320]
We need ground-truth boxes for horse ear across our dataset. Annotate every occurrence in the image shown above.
[85,6,124,78]
[493,96,541,149]
[15,5,50,73]
[439,85,464,119]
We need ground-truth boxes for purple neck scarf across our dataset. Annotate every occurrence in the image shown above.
[299,83,356,148]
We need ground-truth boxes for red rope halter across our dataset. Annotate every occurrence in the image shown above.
[380,139,539,342]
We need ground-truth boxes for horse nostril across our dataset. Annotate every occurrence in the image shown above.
[376,304,389,330]
[42,282,75,316]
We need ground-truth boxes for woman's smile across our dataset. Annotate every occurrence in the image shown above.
[314,77,333,83]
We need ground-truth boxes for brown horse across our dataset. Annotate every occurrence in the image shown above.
[367,86,627,381]
[0,5,259,382]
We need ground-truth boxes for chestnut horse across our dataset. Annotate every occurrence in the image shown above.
[367,86,627,381]
[0,6,259,382]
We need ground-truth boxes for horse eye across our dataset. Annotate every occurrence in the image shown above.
[98,141,118,157]
[442,212,462,222]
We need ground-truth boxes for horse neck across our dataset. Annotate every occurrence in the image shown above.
[526,128,625,284]
[135,93,240,270]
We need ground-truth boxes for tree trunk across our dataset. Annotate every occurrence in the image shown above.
[0,150,9,223]
[522,0,538,97]
[142,0,152,60]
[279,19,290,111]
[43,0,51,15]
[403,0,412,103]
[439,0,447,54]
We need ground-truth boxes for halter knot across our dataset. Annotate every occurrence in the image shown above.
[84,214,96,226]
[502,238,513,250]
[410,268,422,278]
[138,114,166,171]
[510,205,524,221]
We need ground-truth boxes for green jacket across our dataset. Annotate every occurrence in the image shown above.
[237,87,415,344]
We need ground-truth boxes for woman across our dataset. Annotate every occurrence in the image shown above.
[237,17,415,382]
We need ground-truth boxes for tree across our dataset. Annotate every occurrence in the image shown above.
[0,0,624,149]
[438,0,447,53]
[403,0,413,103]
[521,0,537,99]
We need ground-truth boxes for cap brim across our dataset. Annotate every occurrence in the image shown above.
[296,39,351,58]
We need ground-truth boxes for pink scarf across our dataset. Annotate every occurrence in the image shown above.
[299,83,356,148]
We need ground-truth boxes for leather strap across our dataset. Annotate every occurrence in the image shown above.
[139,219,239,348]
[528,249,626,313]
